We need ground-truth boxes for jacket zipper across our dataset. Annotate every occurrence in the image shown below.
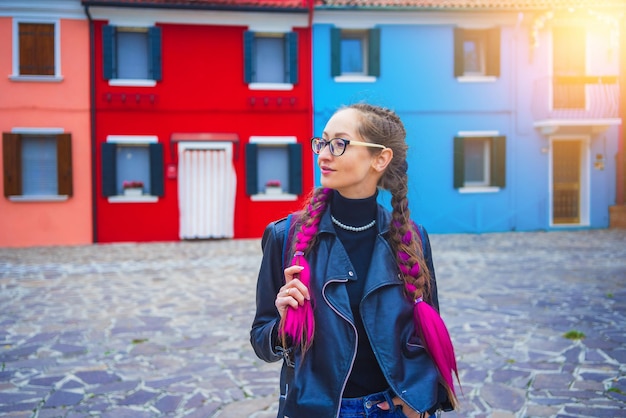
[322,278,358,418]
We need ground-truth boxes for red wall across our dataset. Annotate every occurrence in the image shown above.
[93,22,314,242]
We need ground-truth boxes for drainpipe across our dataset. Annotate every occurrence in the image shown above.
[84,4,98,243]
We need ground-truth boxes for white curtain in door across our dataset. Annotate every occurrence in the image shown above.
[178,142,236,239]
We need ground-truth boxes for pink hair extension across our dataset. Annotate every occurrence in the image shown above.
[397,231,460,408]
[280,188,332,351]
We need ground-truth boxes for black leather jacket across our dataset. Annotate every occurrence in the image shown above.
[250,205,452,417]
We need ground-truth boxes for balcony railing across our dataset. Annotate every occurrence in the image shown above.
[532,76,620,121]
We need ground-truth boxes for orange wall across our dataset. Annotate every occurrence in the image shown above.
[0,17,92,247]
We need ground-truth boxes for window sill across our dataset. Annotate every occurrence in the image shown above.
[458,186,500,194]
[250,193,298,202]
[9,75,64,83]
[248,83,294,91]
[456,76,497,83]
[108,195,158,203]
[8,195,69,202]
[108,79,157,87]
[333,75,377,83]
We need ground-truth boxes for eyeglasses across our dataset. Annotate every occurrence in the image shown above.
[311,137,386,157]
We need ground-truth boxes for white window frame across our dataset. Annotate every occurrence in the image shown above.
[109,22,157,87]
[106,135,158,203]
[458,130,500,194]
[8,127,67,202]
[248,28,294,91]
[249,136,298,202]
[11,18,63,82]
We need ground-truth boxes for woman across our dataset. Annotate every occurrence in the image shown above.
[250,103,458,417]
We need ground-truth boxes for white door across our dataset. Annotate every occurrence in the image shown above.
[178,142,236,239]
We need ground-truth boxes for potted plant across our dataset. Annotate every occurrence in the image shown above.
[265,180,282,195]
[122,180,144,196]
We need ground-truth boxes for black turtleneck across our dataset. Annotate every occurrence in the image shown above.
[330,190,388,398]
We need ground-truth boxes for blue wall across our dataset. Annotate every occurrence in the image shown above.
[312,19,618,233]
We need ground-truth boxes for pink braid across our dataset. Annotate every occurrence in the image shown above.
[280,188,332,352]
[398,226,460,408]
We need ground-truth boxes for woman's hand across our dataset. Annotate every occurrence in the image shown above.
[275,265,309,318]
[377,397,428,418]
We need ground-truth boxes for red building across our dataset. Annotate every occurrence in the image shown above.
[83,0,315,242]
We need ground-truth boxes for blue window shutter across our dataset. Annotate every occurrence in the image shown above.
[101,143,117,196]
[244,31,255,83]
[486,27,500,77]
[330,27,341,77]
[490,136,506,188]
[453,137,464,189]
[288,143,302,195]
[286,32,298,84]
[246,143,258,195]
[102,25,116,80]
[148,26,162,81]
[149,143,164,196]
[453,28,464,77]
[368,28,380,77]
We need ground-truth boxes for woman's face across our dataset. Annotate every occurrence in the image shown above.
[318,108,386,199]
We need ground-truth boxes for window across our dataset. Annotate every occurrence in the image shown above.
[245,137,302,199]
[12,20,60,79]
[102,25,162,84]
[453,134,505,190]
[101,136,163,200]
[331,28,380,78]
[454,28,500,78]
[3,132,72,199]
[244,31,298,86]
[552,26,586,109]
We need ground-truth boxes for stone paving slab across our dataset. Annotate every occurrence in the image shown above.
[0,229,625,417]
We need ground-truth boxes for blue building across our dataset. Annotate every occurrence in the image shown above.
[311,0,624,233]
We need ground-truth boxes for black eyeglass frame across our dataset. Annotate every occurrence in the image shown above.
[310,137,386,157]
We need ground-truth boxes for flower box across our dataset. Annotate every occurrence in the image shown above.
[265,186,283,195]
[265,180,282,194]
[124,187,143,196]
[122,180,144,196]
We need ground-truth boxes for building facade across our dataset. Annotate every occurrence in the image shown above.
[312,0,624,233]
[0,0,92,247]
[84,0,315,242]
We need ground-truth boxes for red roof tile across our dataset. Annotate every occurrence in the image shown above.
[81,0,626,10]
[321,0,626,9]
[81,0,316,10]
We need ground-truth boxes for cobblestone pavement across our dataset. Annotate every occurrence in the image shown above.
[1,229,625,418]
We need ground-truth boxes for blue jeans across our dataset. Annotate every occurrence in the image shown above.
[339,388,410,418]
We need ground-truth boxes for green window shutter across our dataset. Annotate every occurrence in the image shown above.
[102,25,116,80]
[453,28,464,78]
[490,136,506,188]
[243,31,255,83]
[286,31,298,84]
[148,26,162,81]
[56,133,73,196]
[3,133,22,197]
[245,143,258,195]
[486,27,500,77]
[453,136,465,189]
[288,143,302,195]
[368,28,381,77]
[149,143,164,196]
[101,142,117,197]
[330,27,341,77]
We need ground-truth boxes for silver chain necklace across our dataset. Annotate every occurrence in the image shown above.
[331,215,376,232]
